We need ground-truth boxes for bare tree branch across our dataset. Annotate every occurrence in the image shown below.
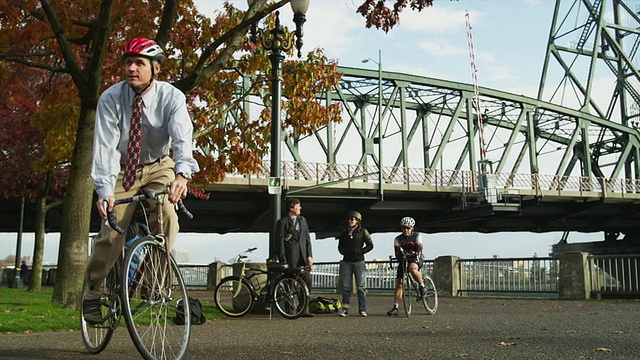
[0,55,68,73]
[84,0,115,98]
[156,0,179,49]
[39,0,87,93]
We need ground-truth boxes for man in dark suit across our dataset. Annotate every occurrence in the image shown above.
[275,197,314,317]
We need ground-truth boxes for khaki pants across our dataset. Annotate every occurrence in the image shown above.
[85,157,178,300]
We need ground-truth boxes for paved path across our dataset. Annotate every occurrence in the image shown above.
[1,293,639,359]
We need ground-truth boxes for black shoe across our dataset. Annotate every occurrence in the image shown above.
[82,299,104,324]
[386,307,399,316]
[419,286,427,298]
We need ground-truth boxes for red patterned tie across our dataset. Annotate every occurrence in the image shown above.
[122,95,143,191]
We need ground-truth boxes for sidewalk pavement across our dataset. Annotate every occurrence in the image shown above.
[1,292,639,359]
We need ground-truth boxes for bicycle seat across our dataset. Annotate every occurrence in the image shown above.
[267,263,289,273]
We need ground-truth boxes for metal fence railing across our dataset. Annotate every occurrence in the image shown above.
[457,257,559,295]
[312,260,434,293]
[589,254,640,298]
[9,255,639,300]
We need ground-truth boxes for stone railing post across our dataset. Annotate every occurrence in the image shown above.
[206,261,224,290]
[559,252,591,299]
[433,256,461,297]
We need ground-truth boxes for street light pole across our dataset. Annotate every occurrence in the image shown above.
[10,197,25,288]
[249,0,309,261]
[377,49,383,200]
[362,50,384,199]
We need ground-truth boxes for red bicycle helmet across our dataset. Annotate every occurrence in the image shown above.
[122,37,164,63]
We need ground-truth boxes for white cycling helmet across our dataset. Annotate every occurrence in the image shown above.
[400,216,415,227]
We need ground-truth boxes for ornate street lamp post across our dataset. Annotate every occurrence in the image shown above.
[248,0,309,261]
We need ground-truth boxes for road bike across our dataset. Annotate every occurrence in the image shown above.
[80,187,193,360]
[213,247,310,319]
[389,249,438,316]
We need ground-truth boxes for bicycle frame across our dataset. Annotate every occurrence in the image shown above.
[93,186,193,360]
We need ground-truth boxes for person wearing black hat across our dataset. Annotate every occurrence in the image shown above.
[337,211,373,317]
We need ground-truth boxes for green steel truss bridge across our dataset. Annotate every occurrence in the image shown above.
[189,0,640,240]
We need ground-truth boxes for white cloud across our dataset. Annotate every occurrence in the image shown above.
[395,6,481,33]
[418,40,467,56]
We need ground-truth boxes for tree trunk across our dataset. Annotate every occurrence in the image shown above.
[28,196,47,292]
[51,105,96,308]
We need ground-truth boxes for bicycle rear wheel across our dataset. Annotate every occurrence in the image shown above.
[214,276,255,317]
[273,275,309,319]
[81,262,121,354]
[121,236,190,360]
[402,273,413,317]
[420,275,438,315]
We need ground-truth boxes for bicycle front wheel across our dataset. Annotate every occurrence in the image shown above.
[121,236,190,360]
[421,275,438,315]
[273,275,309,319]
[214,276,255,317]
[81,264,120,354]
[402,273,412,317]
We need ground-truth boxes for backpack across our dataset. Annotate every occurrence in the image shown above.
[175,297,206,325]
[309,296,342,314]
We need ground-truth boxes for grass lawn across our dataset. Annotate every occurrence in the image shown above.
[0,287,221,334]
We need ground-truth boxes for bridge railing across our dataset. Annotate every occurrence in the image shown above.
[223,160,640,199]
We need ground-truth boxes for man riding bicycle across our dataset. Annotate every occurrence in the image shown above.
[83,37,199,323]
[387,216,426,316]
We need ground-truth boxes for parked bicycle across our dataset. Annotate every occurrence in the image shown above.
[80,187,193,360]
[389,248,438,316]
[213,248,310,319]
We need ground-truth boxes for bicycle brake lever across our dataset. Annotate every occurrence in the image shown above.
[176,200,193,219]
[106,208,125,234]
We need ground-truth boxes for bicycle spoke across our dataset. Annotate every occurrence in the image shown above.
[273,276,308,319]
[214,277,254,317]
[122,237,190,360]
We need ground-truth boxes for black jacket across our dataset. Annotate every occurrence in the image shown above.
[275,215,312,265]
[338,225,373,262]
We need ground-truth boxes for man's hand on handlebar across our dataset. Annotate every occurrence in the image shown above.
[169,175,189,204]
[97,196,115,221]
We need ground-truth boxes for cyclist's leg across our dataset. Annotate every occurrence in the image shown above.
[140,157,178,246]
[84,202,136,322]
[408,261,423,286]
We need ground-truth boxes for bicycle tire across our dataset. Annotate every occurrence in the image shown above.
[421,275,438,315]
[80,262,120,354]
[402,271,413,317]
[214,276,256,317]
[272,275,309,319]
[121,236,190,360]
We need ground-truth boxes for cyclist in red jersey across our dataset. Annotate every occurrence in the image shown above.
[387,216,426,316]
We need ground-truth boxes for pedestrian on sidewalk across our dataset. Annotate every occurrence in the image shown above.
[337,211,373,317]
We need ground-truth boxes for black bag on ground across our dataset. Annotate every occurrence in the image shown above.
[309,296,342,314]
[175,297,206,325]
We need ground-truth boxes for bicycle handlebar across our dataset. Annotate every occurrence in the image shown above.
[388,248,420,269]
[233,247,258,263]
[104,187,193,234]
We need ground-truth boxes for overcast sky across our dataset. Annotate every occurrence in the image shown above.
[1,1,609,265]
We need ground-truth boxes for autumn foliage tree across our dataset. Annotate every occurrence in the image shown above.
[0,64,69,292]
[0,0,433,308]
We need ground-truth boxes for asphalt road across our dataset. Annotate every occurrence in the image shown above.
[1,293,639,359]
